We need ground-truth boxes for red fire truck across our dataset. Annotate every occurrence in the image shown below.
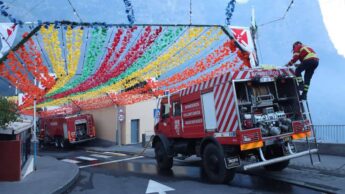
[38,114,96,148]
[153,67,318,183]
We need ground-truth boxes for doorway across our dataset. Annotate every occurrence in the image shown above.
[131,119,140,144]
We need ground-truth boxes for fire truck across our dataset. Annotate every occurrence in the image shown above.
[153,67,319,183]
[38,114,96,148]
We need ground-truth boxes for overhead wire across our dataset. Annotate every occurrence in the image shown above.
[66,0,83,23]
[254,0,295,63]
[258,0,294,27]
[189,0,192,25]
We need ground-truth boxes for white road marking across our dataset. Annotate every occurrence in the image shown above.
[61,159,81,164]
[146,179,175,194]
[79,156,144,169]
[76,156,98,161]
[90,154,112,159]
[103,152,128,157]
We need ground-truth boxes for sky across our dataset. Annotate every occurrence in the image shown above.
[0,0,344,124]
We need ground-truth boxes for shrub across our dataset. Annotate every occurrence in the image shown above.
[0,97,19,128]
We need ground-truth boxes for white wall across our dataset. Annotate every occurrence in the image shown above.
[82,106,117,142]
[124,99,157,144]
[81,98,157,144]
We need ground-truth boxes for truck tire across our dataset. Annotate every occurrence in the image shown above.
[39,140,44,149]
[59,138,68,149]
[264,145,290,171]
[202,143,235,184]
[54,138,60,148]
[154,141,173,171]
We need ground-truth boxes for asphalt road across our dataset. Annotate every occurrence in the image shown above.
[39,147,322,194]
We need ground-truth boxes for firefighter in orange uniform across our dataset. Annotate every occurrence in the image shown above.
[286,41,319,100]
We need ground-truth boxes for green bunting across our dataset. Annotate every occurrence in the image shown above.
[47,27,108,96]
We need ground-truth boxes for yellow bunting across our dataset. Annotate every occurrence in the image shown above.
[37,27,226,107]
[41,25,65,80]
[100,27,223,94]
[46,26,83,94]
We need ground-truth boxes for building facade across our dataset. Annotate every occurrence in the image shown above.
[83,99,156,145]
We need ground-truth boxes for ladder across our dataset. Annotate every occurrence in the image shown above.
[299,100,321,165]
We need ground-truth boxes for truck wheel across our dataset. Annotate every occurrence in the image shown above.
[59,138,68,149]
[54,138,60,148]
[264,145,290,171]
[39,140,45,149]
[202,143,235,184]
[154,141,173,171]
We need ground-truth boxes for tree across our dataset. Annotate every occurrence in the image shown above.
[0,97,19,128]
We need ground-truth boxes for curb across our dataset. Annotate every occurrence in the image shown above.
[239,169,339,194]
[52,163,80,194]
[288,164,345,177]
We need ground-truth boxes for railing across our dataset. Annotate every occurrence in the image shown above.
[313,125,345,144]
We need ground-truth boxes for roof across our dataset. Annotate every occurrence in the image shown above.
[0,120,33,135]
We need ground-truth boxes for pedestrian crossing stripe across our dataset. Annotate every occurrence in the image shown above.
[103,152,128,157]
[76,156,98,161]
[61,159,81,164]
[90,154,112,159]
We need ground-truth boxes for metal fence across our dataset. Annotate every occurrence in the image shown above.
[313,125,345,144]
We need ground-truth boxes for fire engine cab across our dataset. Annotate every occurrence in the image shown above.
[153,67,318,183]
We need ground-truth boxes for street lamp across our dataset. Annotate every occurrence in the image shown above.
[32,68,38,170]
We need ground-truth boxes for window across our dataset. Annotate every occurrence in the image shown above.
[201,92,217,131]
[161,103,170,119]
[173,102,181,116]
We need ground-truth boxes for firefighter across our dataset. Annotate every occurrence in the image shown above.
[285,41,319,100]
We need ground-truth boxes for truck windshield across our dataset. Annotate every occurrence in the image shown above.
[161,103,170,119]
[173,102,181,116]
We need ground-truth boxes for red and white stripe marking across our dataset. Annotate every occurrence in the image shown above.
[181,72,231,96]
[280,68,295,77]
[214,82,238,133]
[231,70,250,80]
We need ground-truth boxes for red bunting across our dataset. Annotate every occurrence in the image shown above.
[49,26,163,100]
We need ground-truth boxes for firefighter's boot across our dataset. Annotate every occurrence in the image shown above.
[300,85,309,100]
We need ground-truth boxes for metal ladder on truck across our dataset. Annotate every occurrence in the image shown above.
[299,99,321,165]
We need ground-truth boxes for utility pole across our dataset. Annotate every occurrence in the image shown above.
[250,7,260,67]
[117,106,125,146]
[105,92,123,145]
[32,74,38,170]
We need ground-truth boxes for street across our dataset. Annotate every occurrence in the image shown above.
[39,147,321,194]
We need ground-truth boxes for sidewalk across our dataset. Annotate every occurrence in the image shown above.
[0,156,79,194]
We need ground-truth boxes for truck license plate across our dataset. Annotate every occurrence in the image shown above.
[224,156,240,169]
[265,139,275,146]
